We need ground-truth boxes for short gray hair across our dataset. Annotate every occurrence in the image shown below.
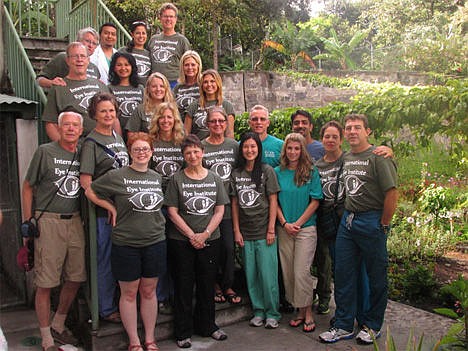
[249,104,269,118]
[58,111,83,127]
[76,27,99,42]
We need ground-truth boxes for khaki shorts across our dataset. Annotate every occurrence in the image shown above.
[34,212,86,288]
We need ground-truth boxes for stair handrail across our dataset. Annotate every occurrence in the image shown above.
[2,5,47,112]
[68,0,130,48]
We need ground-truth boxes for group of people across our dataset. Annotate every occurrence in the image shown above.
[22,2,398,351]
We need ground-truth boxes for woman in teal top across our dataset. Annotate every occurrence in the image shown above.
[275,133,323,333]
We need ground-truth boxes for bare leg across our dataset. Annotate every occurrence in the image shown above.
[139,277,158,344]
[56,281,81,315]
[119,280,141,346]
[36,287,52,328]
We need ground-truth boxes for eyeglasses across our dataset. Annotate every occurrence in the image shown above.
[207,119,226,124]
[68,54,88,60]
[250,117,268,122]
[161,15,176,19]
[82,39,98,46]
[132,147,152,154]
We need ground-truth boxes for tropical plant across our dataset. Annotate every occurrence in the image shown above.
[313,27,368,69]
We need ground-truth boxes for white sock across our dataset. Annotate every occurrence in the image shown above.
[40,326,54,348]
[51,312,67,333]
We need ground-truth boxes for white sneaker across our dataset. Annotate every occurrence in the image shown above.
[249,316,264,327]
[356,327,381,344]
[264,318,279,329]
[319,327,354,343]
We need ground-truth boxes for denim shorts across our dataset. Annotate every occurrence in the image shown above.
[111,240,167,281]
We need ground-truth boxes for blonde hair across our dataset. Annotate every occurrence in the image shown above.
[144,72,175,115]
[148,102,184,145]
[178,50,202,84]
[199,69,223,109]
[158,2,178,17]
[279,133,313,187]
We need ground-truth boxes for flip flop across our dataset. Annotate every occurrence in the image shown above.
[214,291,226,303]
[289,317,305,327]
[303,320,316,333]
[225,293,242,305]
[101,311,122,323]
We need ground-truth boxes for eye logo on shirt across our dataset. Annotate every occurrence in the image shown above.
[210,162,232,180]
[185,196,215,215]
[129,191,163,211]
[78,95,93,110]
[55,175,81,198]
[238,189,261,208]
[176,95,196,109]
[153,49,174,63]
[155,161,181,177]
[136,61,151,76]
[322,180,345,201]
[344,175,365,197]
[119,101,139,116]
[193,112,207,129]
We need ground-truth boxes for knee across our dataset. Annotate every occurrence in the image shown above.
[121,289,138,303]
[139,286,156,301]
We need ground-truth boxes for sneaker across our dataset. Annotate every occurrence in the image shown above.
[211,329,228,341]
[319,327,354,343]
[317,303,330,315]
[176,338,191,348]
[50,327,78,345]
[264,318,279,329]
[356,327,381,344]
[249,316,264,327]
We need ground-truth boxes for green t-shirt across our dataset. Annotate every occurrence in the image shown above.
[149,33,191,81]
[275,166,323,227]
[91,166,166,247]
[118,47,151,86]
[186,99,235,140]
[125,104,152,133]
[164,170,229,241]
[343,146,398,213]
[108,84,144,129]
[151,140,184,190]
[25,142,81,213]
[202,138,239,219]
[42,77,109,136]
[37,52,101,81]
[315,153,345,210]
[231,164,280,241]
[262,134,284,167]
[173,83,200,120]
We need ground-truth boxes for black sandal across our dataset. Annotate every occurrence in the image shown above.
[225,293,242,305]
[214,291,226,303]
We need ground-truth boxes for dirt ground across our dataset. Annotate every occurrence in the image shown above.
[434,250,468,284]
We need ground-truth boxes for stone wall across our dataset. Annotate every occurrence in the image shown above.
[220,71,356,114]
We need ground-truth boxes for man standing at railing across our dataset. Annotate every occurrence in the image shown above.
[90,22,118,85]
[36,27,101,89]
[148,2,191,89]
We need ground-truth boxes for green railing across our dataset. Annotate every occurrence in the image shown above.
[67,0,130,48]
[5,0,56,37]
[2,6,46,120]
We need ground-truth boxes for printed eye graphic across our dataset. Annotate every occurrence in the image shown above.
[344,175,365,196]
[322,180,345,199]
[153,49,173,63]
[155,161,181,177]
[136,62,151,76]
[238,189,260,207]
[176,95,195,109]
[194,112,207,129]
[185,196,215,215]
[210,162,232,180]
[119,101,138,116]
[129,191,163,210]
[55,175,81,198]
[78,95,93,109]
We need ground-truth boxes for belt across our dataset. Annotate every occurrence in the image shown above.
[60,214,73,219]
[35,211,79,220]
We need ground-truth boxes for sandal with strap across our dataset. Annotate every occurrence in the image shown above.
[289,317,305,328]
[303,320,316,333]
[102,311,122,323]
[214,291,226,303]
[128,345,143,351]
[225,293,242,305]
[145,341,159,351]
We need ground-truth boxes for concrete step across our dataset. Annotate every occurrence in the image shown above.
[21,37,69,74]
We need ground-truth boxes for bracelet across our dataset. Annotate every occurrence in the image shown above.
[281,221,287,227]
[205,228,211,235]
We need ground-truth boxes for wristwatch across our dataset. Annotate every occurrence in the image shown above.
[381,224,391,235]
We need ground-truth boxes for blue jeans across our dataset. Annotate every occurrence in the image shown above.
[334,210,388,332]
[97,217,118,317]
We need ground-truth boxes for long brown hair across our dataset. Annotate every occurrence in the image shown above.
[279,133,313,187]
[199,69,223,109]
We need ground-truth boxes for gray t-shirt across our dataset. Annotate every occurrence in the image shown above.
[42,77,109,136]
[108,84,144,129]
[315,153,345,210]
[173,83,200,120]
[202,138,239,219]
[186,99,235,140]
[231,164,280,241]
[151,140,184,190]
[37,52,101,81]
[148,33,191,81]
[164,170,229,241]
[343,146,398,212]
[25,142,81,213]
[118,47,151,86]
[125,103,152,133]
[91,166,165,247]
